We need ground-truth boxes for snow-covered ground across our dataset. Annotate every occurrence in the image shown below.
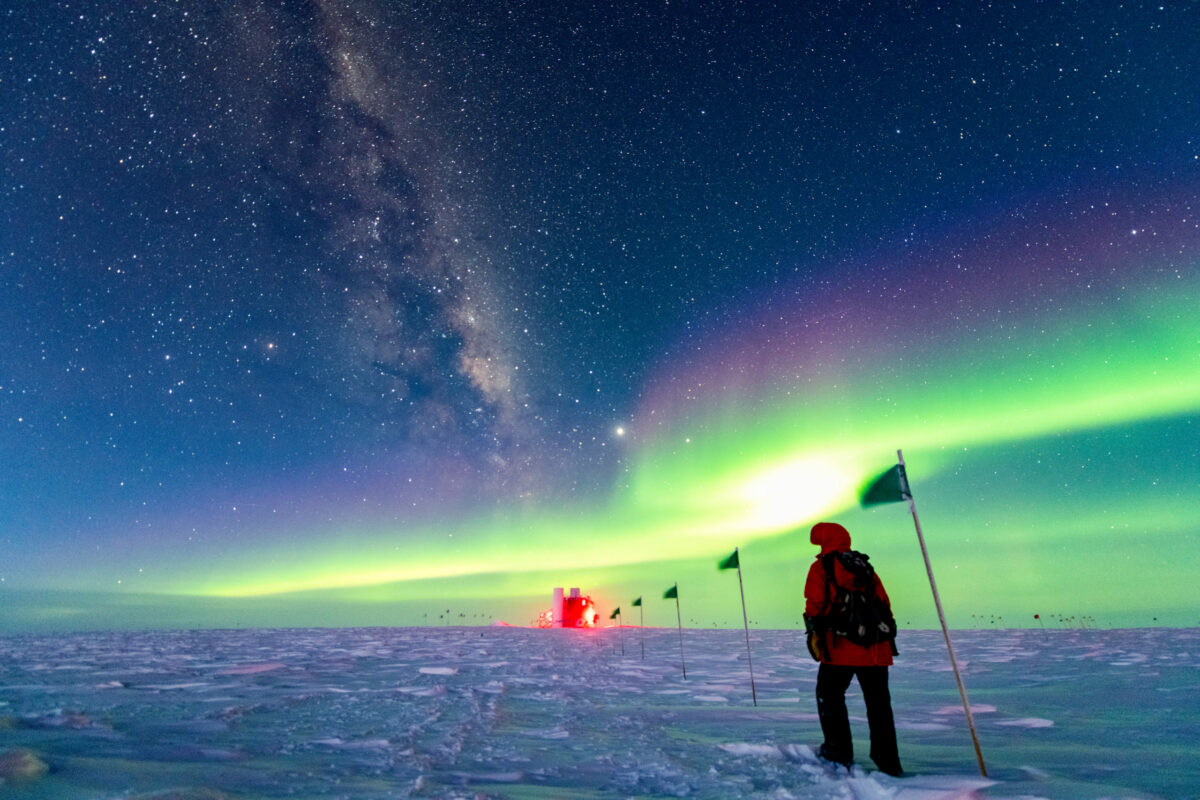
[0,626,1195,799]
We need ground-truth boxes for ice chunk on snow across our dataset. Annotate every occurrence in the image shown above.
[396,685,445,696]
[997,717,1054,728]
[885,774,995,798]
[778,743,816,762]
[215,662,285,675]
[932,704,996,715]
[521,726,570,739]
[718,743,783,758]
[312,738,391,750]
[418,666,458,675]
[450,770,524,783]
[0,748,49,781]
[1109,652,1149,666]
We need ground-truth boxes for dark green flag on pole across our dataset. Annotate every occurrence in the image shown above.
[663,583,686,678]
[718,547,757,705]
[609,607,624,655]
[860,463,911,506]
[860,450,987,778]
[631,597,644,659]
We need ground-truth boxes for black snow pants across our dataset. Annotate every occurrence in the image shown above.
[815,663,902,775]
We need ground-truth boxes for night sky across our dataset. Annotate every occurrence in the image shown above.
[3,1,1198,632]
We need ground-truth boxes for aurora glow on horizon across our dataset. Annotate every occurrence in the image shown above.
[3,2,1199,632]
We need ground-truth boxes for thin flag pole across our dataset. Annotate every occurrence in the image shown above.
[638,600,645,660]
[898,448,988,778]
[735,553,758,705]
[670,583,687,679]
[609,606,625,655]
[723,547,758,705]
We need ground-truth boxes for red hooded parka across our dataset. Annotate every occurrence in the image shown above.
[804,522,894,667]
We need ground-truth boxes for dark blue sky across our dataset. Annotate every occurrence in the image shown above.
[2,1,1198,628]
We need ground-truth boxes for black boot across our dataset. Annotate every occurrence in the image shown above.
[817,743,852,770]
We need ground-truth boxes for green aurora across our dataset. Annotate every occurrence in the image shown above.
[12,272,1196,632]
[8,1,1200,636]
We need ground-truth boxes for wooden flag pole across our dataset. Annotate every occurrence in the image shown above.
[898,449,987,777]
[672,584,687,679]
[733,550,758,706]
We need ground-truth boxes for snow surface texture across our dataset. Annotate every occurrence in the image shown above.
[0,627,1196,799]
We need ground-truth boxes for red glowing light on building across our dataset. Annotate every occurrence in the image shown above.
[564,595,599,628]
[538,587,600,628]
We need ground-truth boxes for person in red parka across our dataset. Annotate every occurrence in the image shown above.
[804,521,902,776]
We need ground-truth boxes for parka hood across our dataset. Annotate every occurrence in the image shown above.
[810,521,852,556]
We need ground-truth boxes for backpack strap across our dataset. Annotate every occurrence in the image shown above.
[820,552,841,644]
[820,552,838,612]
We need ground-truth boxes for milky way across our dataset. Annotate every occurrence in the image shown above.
[2,1,1198,631]
[219,2,533,470]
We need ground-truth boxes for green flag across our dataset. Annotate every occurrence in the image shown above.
[663,584,678,600]
[860,463,911,507]
[632,596,642,607]
[718,548,740,570]
[609,607,621,620]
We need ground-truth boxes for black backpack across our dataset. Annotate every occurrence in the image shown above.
[821,550,898,650]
